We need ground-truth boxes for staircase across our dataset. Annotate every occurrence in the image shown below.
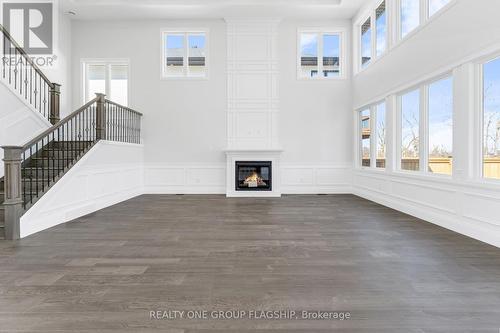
[0,25,143,240]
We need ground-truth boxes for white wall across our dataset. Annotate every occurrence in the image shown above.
[44,10,73,116]
[71,18,353,194]
[20,141,144,238]
[279,19,353,193]
[352,0,500,247]
[71,19,228,193]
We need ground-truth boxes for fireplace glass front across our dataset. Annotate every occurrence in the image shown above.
[235,161,272,191]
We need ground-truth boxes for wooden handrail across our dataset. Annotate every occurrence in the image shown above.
[19,97,101,150]
[0,24,54,89]
[105,100,144,116]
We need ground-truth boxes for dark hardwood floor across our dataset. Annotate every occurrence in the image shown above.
[1,194,500,332]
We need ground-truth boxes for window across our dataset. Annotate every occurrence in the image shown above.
[483,58,500,180]
[360,18,372,68]
[376,103,386,168]
[400,89,420,171]
[162,30,207,78]
[428,77,453,175]
[375,1,387,57]
[400,0,420,39]
[429,0,450,16]
[361,109,371,167]
[84,61,129,106]
[299,30,342,79]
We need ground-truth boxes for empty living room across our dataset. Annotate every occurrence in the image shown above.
[1,0,500,331]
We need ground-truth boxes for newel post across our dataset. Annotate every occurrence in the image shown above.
[95,93,106,140]
[2,146,24,240]
[49,83,61,125]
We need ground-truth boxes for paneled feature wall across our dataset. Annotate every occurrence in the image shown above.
[226,19,281,150]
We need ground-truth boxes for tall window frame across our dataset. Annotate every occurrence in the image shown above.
[358,100,387,169]
[396,74,454,176]
[297,28,346,80]
[480,56,500,181]
[82,59,130,106]
[161,29,209,79]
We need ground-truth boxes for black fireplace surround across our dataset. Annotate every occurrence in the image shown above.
[235,161,272,191]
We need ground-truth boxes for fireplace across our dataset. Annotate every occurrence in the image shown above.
[235,161,272,191]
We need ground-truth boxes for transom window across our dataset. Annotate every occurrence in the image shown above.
[358,0,386,71]
[400,0,420,39]
[162,30,208,78]
[361,18,372,68]
[298,30,343,79]
[375,1,387,57]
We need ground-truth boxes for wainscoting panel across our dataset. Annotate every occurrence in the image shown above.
[280,165,352,194]
[144,164,226,194]
[20,141,144,238]
[144,163,351,194]
[353,170,500,248]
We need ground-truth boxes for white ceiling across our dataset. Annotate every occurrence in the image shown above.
[61,0,368,20]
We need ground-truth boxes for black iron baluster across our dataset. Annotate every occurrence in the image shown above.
[29,146,32,204]
[13,49,17,90]
[22,151,26,208]
[19,55,22,96]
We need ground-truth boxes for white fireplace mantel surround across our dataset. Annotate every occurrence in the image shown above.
[225,149,283,197]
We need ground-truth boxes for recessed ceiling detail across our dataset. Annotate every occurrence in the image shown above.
[61,0,366,20]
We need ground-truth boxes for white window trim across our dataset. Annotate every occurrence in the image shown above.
[81,58,131,106]
[354,0,458,75]
[395,73,454,177]
[357,101,387,170]
[297,28,347,80]
[160,28,209,80]
[476,53,500,184]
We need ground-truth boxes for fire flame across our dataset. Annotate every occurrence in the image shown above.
[244,172,266,186]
